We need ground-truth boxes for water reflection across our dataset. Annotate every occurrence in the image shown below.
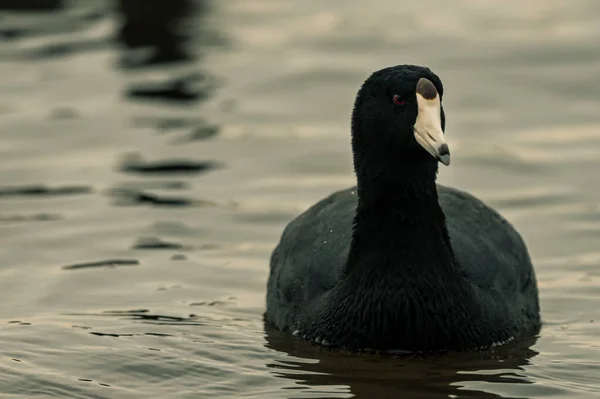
[0,0,63,11]
[265,323,538,398]
[110,0,224,217]
[116,0,196,67]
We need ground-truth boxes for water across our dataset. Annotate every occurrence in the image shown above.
[1,0,599,397]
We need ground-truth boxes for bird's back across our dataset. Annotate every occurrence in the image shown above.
[266,185,539,331]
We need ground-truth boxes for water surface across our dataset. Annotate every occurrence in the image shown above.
[1,0,600,397]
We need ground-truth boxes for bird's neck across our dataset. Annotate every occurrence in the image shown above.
[324,161,486,351]
[345,159,457,278]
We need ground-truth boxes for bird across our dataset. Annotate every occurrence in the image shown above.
[265,64,541,353]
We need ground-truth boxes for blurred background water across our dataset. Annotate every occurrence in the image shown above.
[1,0,600,398]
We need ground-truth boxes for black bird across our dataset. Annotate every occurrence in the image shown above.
[265,65,541,352]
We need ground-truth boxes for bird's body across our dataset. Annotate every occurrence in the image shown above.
[265,65,541,352]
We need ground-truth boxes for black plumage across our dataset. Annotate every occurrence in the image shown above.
[265,65,541,352]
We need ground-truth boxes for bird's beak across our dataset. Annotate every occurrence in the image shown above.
[413,77,450,166]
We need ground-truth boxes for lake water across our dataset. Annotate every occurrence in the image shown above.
[1,0,600,398]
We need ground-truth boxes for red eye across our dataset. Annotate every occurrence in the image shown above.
[393,95,406,106]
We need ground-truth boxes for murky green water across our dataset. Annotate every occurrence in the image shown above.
[1,0,599,397]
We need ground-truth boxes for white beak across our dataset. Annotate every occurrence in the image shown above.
[413,77,450,166]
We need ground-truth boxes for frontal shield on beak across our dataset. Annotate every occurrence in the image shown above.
[413,77,450,166]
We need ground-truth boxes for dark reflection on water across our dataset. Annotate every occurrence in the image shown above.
[265,324,538,399]
[0,184,92,197]
[116,0,196,68]
[131,116,221,142]
[62,259,140,271]
[108,188,214,208]
[0,0,63,12]
[116,0,218,105]
[125,73,216,104]
[118,153,220,175]
[110,0,224,218]
[132,236,188,251]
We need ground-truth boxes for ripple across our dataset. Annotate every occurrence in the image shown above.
[7,321,32,326]
[175,123,221,143]
[189,297,237,307]
[132,116,203,131]
[132,236,188,251]
[108,189,214,207]
[89,331,172,338]
[130,117,220,142]
[62,259,140,271]
[94,310,209,326]
[109,180,188,192]
[0,213,62,223]
[0,184,92,198]
[118,153,220,175]
[132,236,218,251]
[125,74,216,103]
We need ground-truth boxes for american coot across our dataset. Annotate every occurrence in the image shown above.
[265,65,541,353]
